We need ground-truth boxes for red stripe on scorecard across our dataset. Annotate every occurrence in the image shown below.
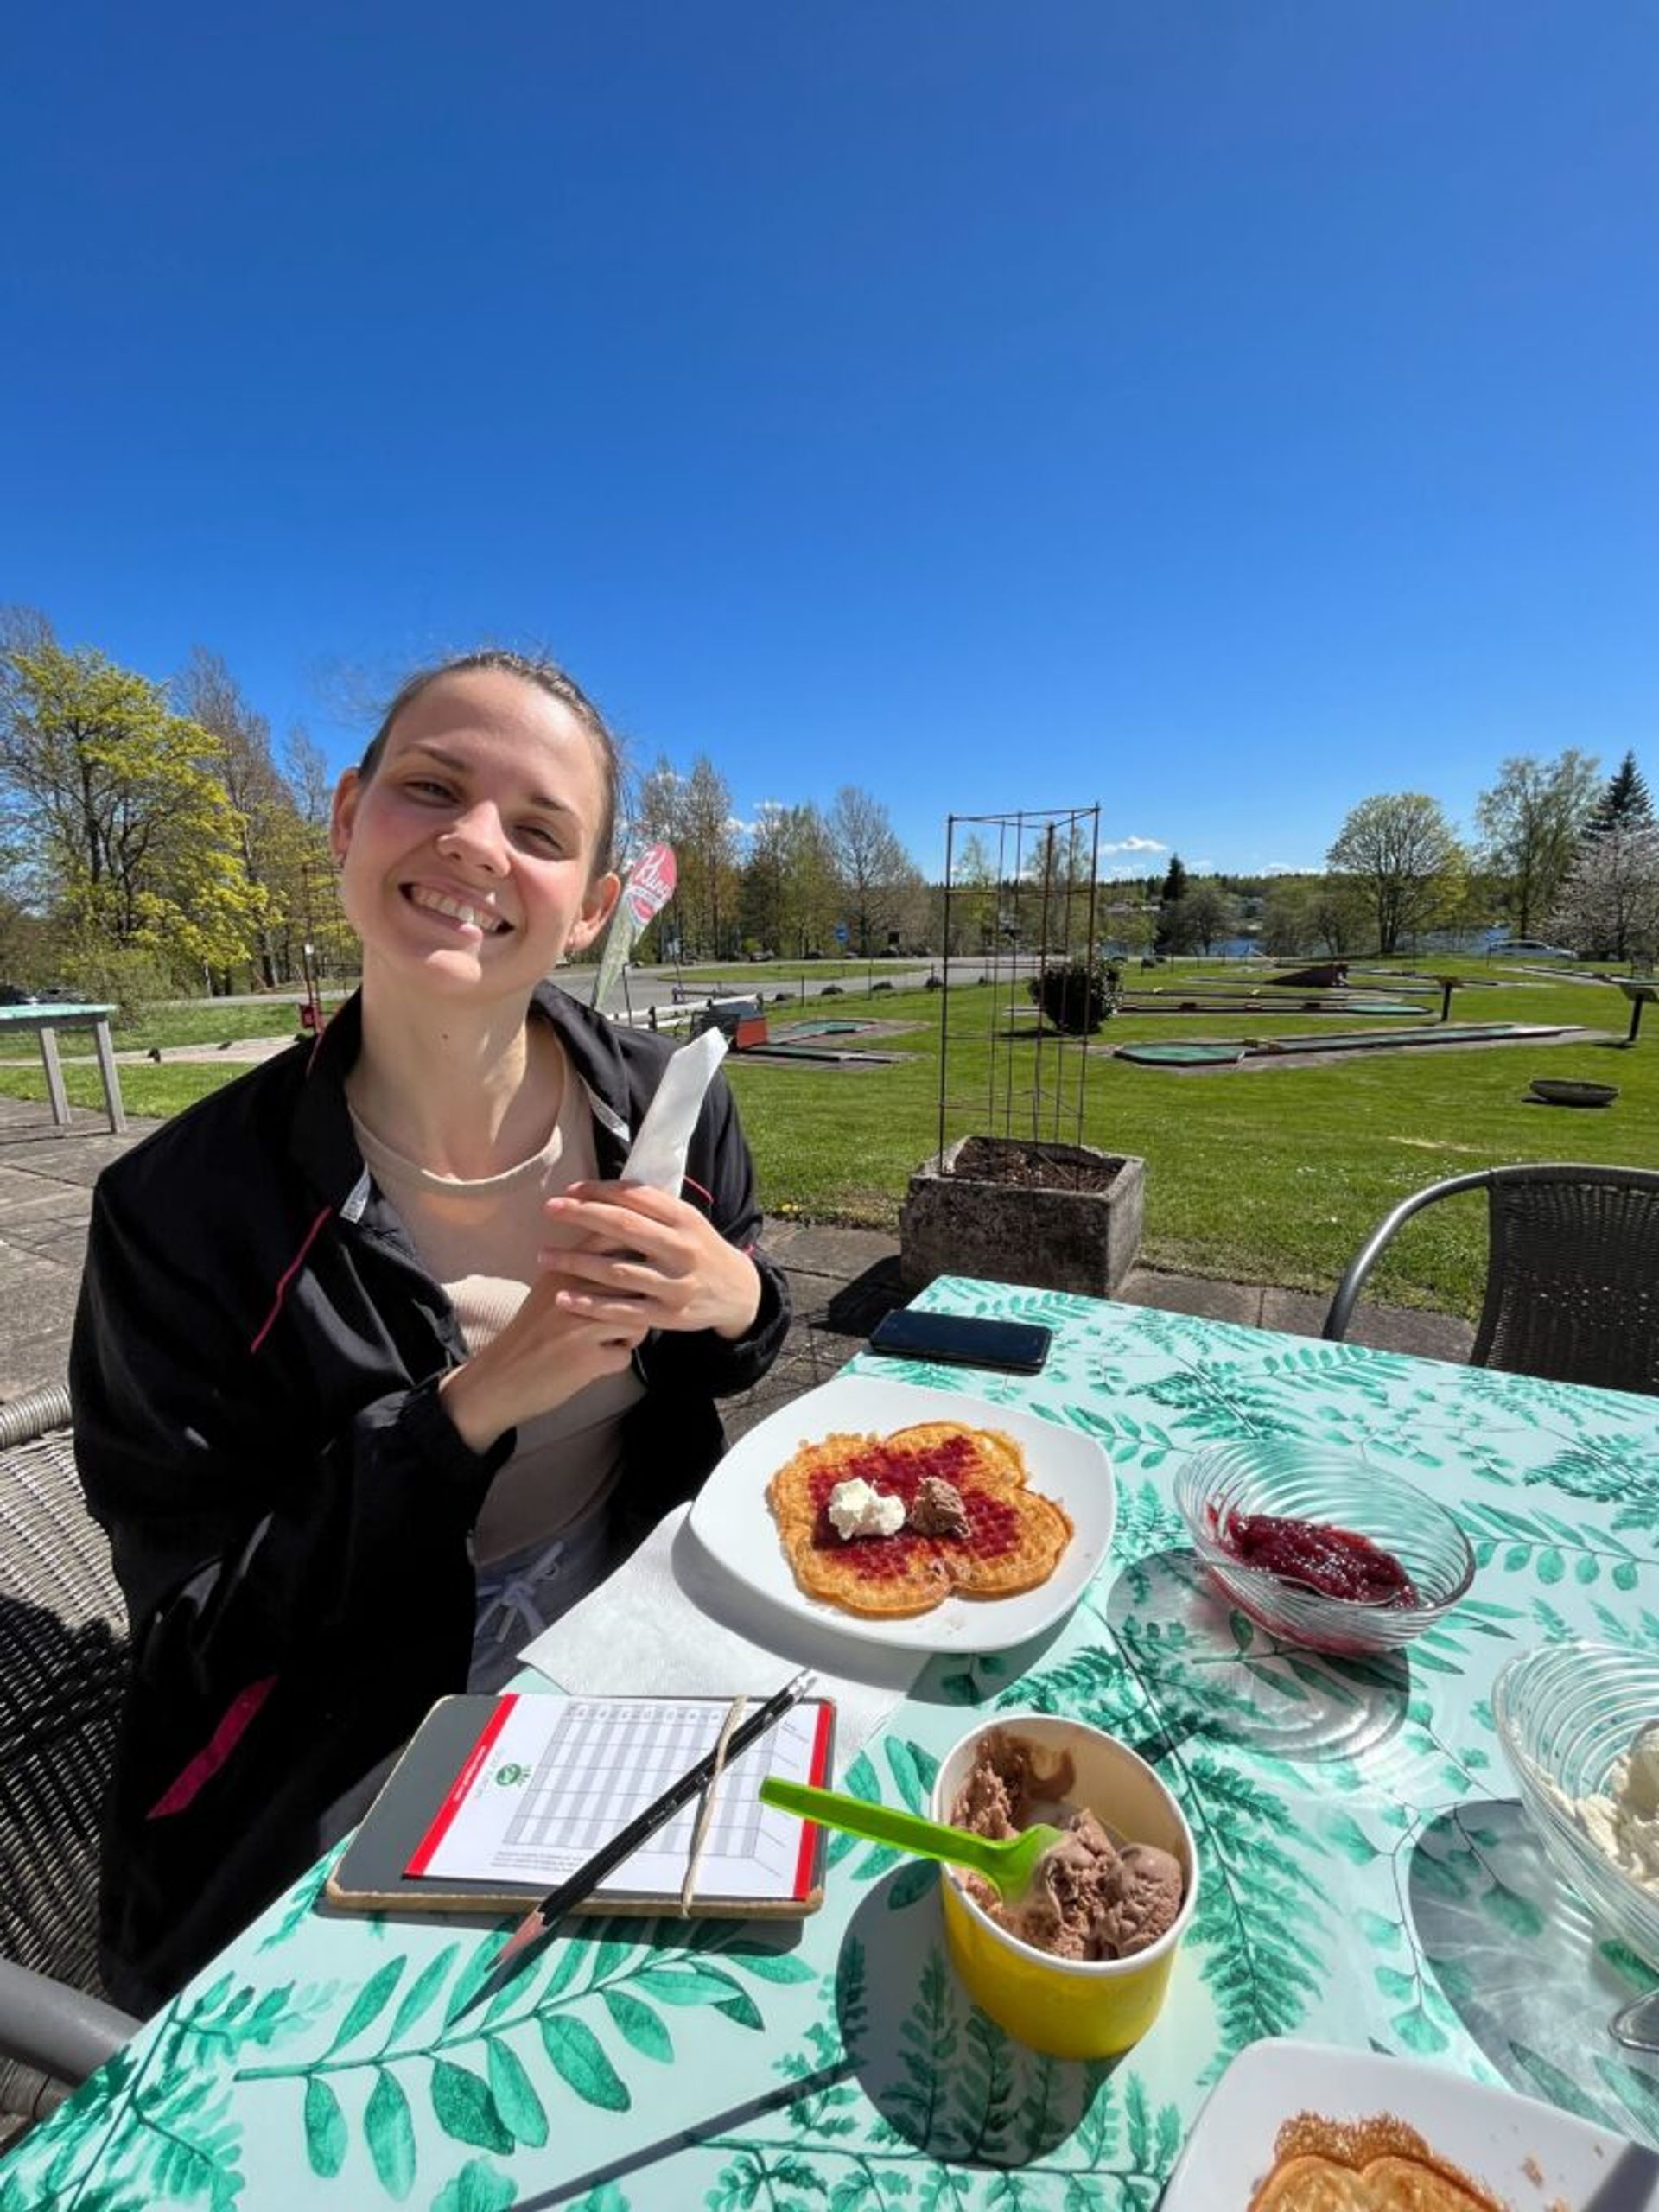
[791,1701,836,1900]
[407,1694,519,1876]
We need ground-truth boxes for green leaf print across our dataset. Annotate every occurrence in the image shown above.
[485,2034,550,2146]
[538,2015,631,2110]
[1478,1883,1546,1940]
[325,1955,406,2056]
[882,1735,939,1812]
[1507,2042,1618,2127]
[725,1946,816,1982]
[1322,1809,1379,1865]
[386,1941,459,2041]
[431,2056,516,2150]
[303,2074,348,2177]
[1391,2007,1448,2055]
[1594,2056,1659,2141]
[365,2067,418,2199]
[430,2158,518,2212]
[602,1986,674,2060]
[1357,1910,1403,1951]
[887,1859,938,1910]
[633,1961,749,2007]
[443,1936,509,2028]
[714,1986,766,2030]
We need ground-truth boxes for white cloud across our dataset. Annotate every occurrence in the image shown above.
[1100,835,1167,856]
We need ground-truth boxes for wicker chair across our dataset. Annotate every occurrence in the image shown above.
[1323,1163,1659,1395]
[0,1382,140,2132]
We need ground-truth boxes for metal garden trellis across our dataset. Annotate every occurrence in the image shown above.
[936,804,1104,1176]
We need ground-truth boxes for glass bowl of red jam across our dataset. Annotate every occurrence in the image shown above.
[1173,1443,1475,1655]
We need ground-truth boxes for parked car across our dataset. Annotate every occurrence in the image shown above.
[0,984,41,1007]
[1487,938,1577,958]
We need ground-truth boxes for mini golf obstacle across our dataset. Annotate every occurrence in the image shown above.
[1113,991,1427,1017]
[1116,1020,1582,1071]
[683,1001,902,1065]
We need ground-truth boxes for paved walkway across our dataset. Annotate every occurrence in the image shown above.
[0,1094,1472,1414]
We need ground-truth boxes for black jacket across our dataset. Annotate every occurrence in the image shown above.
[71,985,789,2014]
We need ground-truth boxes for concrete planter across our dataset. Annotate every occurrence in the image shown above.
[899,1136,1146,1299]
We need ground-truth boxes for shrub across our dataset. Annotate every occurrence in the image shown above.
[1027,957,1117,1035]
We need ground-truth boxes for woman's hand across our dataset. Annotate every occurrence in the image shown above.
[536,1180,763,1343]
[439,1284,647,1454]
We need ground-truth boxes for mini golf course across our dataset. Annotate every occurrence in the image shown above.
[1116,1021,1585,1071]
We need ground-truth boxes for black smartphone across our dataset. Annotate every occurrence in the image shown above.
[867,1308,1053,1375]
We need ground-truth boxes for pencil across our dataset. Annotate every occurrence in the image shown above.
[449,1669,817,2023]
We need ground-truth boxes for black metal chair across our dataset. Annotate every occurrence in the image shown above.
[1322,1164,1659,1395]
[0,1383,141,2135]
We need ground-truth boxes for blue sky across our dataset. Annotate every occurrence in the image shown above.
[4,3,1655,880]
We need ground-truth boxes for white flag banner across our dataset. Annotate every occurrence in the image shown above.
[591,841,677,1010]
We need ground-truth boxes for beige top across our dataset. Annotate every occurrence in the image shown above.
[349,1070,645,1567]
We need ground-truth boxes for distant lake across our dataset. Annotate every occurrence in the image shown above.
[1100,930,1495,963]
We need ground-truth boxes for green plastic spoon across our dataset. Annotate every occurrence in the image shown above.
[760,1777,1065,1904]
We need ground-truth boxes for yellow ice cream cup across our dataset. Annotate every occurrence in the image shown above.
[931,1713,1199,2061]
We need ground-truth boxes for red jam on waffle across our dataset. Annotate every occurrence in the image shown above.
[807,1435,1019,1584]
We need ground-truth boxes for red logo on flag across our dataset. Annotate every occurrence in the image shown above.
[625,842,677,929]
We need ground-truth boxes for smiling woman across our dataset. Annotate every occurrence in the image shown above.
[67,646,791,2018]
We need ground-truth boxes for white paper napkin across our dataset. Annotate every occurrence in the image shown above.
[621,1026,728,1193]
[515,1505,925,1774]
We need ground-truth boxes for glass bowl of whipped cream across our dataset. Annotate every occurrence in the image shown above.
[1493,1638,1659,1972]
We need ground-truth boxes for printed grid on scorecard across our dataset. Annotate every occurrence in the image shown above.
[411,1694,832,1901]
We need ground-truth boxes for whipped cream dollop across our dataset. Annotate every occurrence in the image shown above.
[1544,1719,1659,1893]
[826,1478,906,1541]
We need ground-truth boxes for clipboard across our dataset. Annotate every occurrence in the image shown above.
[326,1692,836,1919]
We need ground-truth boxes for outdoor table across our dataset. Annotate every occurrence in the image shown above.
[0,1003,124,1135]
[7,1280,1658,2209]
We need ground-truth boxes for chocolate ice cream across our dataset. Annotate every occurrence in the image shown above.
[950,1729,1185,1962]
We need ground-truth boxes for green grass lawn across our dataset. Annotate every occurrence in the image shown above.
[3,960,1652,1318]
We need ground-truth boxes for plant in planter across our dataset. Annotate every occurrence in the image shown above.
[900,1134,1145,1298]
[903,804,1147,1300]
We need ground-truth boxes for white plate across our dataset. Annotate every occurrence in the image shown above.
[1162,2037,1659,2209]
[688,1373,1115,1653]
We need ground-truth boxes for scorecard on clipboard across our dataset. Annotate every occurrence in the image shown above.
[326,1691,837,1919]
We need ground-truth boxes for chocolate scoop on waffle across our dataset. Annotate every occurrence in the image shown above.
[766,1420,1074,1618]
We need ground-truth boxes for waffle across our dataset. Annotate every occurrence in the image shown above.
[1248,2116,1503,2212]
[1249,2156,1499,2209]
[766,1421,1073,1618]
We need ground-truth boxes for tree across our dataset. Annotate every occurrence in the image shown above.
[1307,873,1372,957]
[1475,750,1600,938]
[1553,824,1659,963]
[740,801,838,956]
[827,785,916,956]
[1326,793,1463,955]
[1182,881,1239,955]
[1260,880,1315,958]
[1154,851,1191,952]
[176,647,299,987]
[945,831,1000,957]
[0,633,264,981]
[1587,750,1655,839]
[677,755,742,958]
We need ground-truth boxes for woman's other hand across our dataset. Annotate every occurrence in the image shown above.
[439,1284,647,1453]
[536,1180,763,1343]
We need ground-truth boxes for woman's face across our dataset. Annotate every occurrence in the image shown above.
[331,668,620,1003]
